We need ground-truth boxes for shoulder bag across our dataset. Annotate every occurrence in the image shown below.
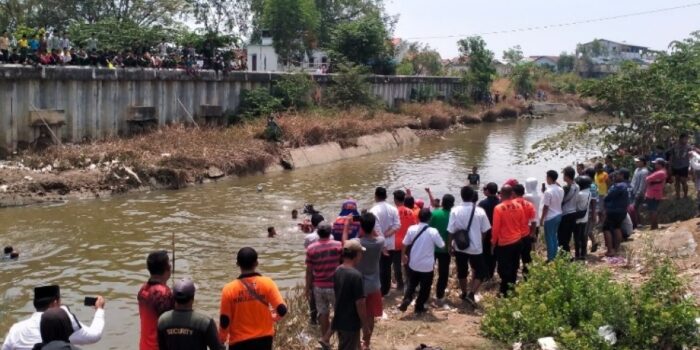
[405,225,430,263]
[454,204,476,250]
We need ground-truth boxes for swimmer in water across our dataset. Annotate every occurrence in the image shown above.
[267,227,277,238]
[3,246,19,260]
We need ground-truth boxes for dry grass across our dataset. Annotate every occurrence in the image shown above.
[275,285,316,350]
[398,101,467,130]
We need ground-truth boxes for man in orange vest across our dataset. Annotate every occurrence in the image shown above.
[491,185,526,297]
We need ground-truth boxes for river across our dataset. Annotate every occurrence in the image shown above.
[0,114,591,348]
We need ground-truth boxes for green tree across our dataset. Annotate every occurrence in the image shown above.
[502,45,523,65]
[557,52,575,73]
[457,36,496,102]
[68,18,171,52]
[263,0,320,65]
[186,0,253,35]
[329,11,391,71]
[314,0,383,47]
[510,62,536,96]
[326,63,377,108]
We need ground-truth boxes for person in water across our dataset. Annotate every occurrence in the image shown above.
[3,246,19,260]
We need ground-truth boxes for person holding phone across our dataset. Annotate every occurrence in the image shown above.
[2,285,106,350]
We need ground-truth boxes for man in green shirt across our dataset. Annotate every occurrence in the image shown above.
[158,278,223,350]
[427,188,454,305]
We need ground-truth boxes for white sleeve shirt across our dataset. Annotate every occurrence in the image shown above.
[402,223,444,273]
[1,307,104,350]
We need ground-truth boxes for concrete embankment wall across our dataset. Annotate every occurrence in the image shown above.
[0,66,459,154]
[285,127,419,169]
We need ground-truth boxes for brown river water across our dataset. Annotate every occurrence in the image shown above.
[0,114,591,348]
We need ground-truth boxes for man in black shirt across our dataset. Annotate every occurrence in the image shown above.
[328,240,369,350]
[158,278,223,350]
[478,182,500,280]
[467,166,481,187]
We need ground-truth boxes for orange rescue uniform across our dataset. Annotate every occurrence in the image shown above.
[491,199,527,247]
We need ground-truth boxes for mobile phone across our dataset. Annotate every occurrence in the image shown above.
[541,183,546,192]
[84,297,97,307]
[352,215,361,222]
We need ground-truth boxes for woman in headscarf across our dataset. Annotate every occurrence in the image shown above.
[32,308,81,350]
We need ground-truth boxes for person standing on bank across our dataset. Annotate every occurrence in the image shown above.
[2,286,105,350]
[645,159,669,230]
[219,247,287,350]
[329,240,370,350]
[447,186,491,306]
[138,251,175,350]
[603,170,631,257]
[670,133,692,199]
[491,185,526,297]
[399,208,445,314]
[558,166,580,254]
[512,184,537,275]
[157,278,223,350]
[540,170,564,261]
[306,223,342,344]
[478,182,500,280]
[32,308,81,350]
[369,187,400,296]
[428,189,454,305]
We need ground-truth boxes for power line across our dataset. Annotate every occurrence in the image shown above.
[403,2,700,40]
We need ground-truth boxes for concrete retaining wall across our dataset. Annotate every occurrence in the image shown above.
[0,66,458,154]
[287,127,419,169]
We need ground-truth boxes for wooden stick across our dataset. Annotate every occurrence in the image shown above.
[30,106,62,146]
[171,231,176,284]
[177,99,200,129]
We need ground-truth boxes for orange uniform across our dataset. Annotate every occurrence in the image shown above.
[219,273,285,346]
[491,199,527,247]
[513,197,536,239]
[395,205,418,250]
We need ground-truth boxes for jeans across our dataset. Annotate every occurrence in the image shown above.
[558,213,577,252]
[402,268,434,312]
[434,252,451,299]
[544,215,562,261]
[495,241,522,296]
[574,222,588,259]
[380,250,403,295]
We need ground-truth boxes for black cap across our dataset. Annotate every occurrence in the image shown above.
[311,213,325,227]
[173,278,196,302]
[483,182,498,194]
[237,247,258,269]
[34,285,60,302]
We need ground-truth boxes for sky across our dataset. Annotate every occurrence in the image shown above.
[384,0,700,59]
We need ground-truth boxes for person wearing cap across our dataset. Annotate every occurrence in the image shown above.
[303,212,326,326]
[399,208,445,313]
[305,223,342,343]
[368,187,400,296]
[2,285,105,350]
[157,279,222,350]
[491,185,526,297]
[329,240,369,350]
[645,159,668,230]
[478,182,500,279]
[558,166,580,254]
[331,200,361,241]
[630,157,650,226]
[219,247,286,350]
[540,170,564,262]
[603,169,631,257]
[138,251,175,350]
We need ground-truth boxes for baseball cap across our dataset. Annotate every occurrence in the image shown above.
[653,157,667,165]
[338,199,360,217]
[483,182,498,194]
[343,239,366,253]
[503,178,519,187]
[415,199,425,209]
[173,278,196,302]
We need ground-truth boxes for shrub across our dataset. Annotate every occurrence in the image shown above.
[498,107,519,119]
[482,258,700,349]
[238,88,283,120]
[410,85,437,103]
[482,110,498,122]
[325,63,378,108]
[272,73,316,109]
[459,114,481,124]
[423,115,452,130]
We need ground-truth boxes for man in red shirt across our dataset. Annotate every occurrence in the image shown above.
[491,185,526,297]
[513,184,537,276]
[305,222,342,344]
[138,250,175,350]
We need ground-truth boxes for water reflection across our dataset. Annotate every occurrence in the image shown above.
[0,115,589,348]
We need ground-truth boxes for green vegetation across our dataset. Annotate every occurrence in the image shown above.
[325,64,378,108]
[328,11,394,74]
[457,36,496,103]
[395,42,444,76]
[557,52,576,73]
[272,73,317,110]
[510,62,536,96]
[263,0,319,63]
[502,45,524,65]
[237,88,283,120]
[482,258,700,349]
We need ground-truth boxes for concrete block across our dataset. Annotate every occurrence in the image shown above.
[29,110,66,126]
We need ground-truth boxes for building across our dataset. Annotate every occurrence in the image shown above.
[246,31,329,73]
[576,39,657,77]
[526,56,559,71]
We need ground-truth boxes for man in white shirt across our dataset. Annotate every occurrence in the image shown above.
[2,285,105,350]
[369,187,400,296]
[540,170,565,261]
[399,208,444,314]
[447,186,492,305]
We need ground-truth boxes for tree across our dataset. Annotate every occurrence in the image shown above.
[502,45,524,65]
[557,52,575,73]
[329,11,390,70]
[457,36,496,102]
[314,0,383,47]
[510,62,535,96]
[186,0,253,35]
[68,18,171,52]
[263,0,319,64]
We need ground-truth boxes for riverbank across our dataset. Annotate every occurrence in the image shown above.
[0,101,585,208]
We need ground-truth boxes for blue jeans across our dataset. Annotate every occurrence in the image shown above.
[544,215,562,261]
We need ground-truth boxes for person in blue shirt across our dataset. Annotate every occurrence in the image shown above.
[603,169,630,257]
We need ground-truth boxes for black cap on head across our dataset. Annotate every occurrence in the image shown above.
[483,182,498,195]
[3,246,12,254]
[311,213,325,227]
[237,247,258,270]
[173,278,196,303]
[34,285,60,311]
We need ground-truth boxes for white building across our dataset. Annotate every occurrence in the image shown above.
[246,32,330,72]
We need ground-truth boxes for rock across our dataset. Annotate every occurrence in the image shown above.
[206,166,225,179]
[88,164,97,171]
[0,185,7,192]
[23,176,33,181]
[653,227,698,257]
[161,153,171,158]
[537,337,558,350]
[598,325,617,345]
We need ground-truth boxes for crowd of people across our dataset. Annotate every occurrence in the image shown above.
[0,31,246,72]
[3,133,697,350]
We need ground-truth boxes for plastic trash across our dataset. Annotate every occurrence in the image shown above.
[598,325,617,345]
[537,337,558,350]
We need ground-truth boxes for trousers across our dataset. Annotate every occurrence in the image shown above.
[544,215,562,261]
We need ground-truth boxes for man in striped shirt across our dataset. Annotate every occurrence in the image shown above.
[306,223,342,343]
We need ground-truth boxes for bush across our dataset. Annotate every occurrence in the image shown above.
[459,114,481,124]
[498,107,519,119]
[325,64,378,108]
[551,73,583,95]
[238,88,283,120]
[272,73,316,109]
[482,110,498,122]
[482,258,700,349]
[410,85,437,103]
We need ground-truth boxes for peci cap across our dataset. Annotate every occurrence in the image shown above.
[173,278,196,302]
[34,285,60,303]
[343,239,366,253]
